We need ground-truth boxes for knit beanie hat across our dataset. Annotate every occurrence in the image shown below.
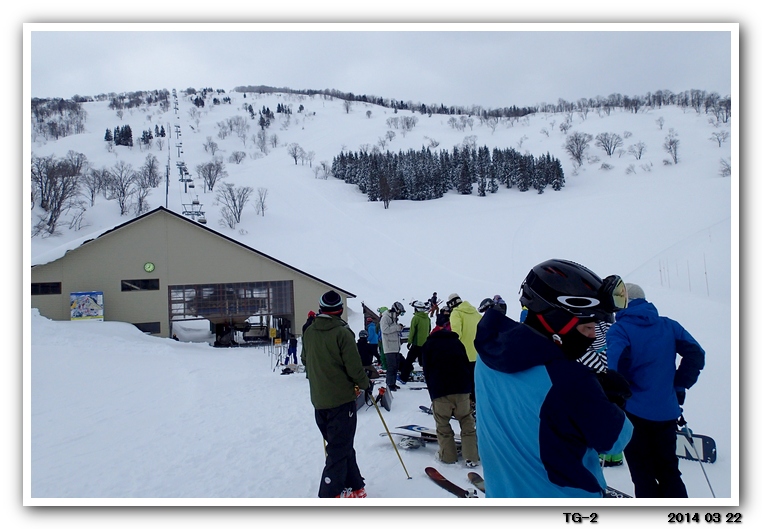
[319,290,343,315]
[625,283,645,300]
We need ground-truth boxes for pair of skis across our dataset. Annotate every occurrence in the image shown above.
[425,467,481,498]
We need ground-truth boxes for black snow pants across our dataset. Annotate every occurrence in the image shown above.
[315,400,365,497]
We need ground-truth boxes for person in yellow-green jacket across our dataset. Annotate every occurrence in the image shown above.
[447,293,482,400]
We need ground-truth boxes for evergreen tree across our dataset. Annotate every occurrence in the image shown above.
[457,154,472,195]
[550,156,565,191]
[104,128,113,142]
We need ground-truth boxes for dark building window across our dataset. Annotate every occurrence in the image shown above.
[133,322,161,334]
[169,280,294,321]
[31,282,62,295]
[121,279,160,292]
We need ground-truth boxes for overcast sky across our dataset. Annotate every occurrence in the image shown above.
[28,24,733,109]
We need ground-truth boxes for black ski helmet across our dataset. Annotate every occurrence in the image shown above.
[358,329,368,339]
[478,298,495,313]
[519,259,619,326]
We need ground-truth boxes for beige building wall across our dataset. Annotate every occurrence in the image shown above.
[31,208,353,338]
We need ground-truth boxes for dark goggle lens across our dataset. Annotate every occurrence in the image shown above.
[601,275,627,311]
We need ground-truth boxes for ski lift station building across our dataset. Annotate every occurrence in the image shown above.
[30,207,355,341]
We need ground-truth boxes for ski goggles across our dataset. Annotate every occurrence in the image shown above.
[600,275,628,312]
[551,274,626,315]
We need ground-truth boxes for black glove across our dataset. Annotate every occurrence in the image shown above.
[675,387,686,406]
[597,369,632,409]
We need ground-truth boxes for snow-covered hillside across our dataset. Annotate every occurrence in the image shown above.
[27,89,736,510]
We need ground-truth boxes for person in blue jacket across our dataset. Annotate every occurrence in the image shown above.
[606,283,705,498]
[474,259,633,498]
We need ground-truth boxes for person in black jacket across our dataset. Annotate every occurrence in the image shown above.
[420,314,479,466]
[357,330,380,379]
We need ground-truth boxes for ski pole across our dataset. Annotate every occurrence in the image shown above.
[678,414,716,498]
[370,386,412,480]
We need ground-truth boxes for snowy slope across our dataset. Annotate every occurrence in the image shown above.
[27,89,736,509]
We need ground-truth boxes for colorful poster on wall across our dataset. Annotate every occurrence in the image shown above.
[70,291,104,321]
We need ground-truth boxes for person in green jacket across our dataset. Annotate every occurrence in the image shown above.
[400,300,431,383]
[302,290,370,498]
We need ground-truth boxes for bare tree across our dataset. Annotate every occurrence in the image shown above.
[343,100,352,114]
[269,133,279,148]
[719,158,731,177]
[216,183,253,228]
[203,136,220,155]
[229,115,250,146]
[627,142,647,160]
[485,117,499,134]
[319,161,331,179]
[133,166,153,216]
[595,132,623,157]
[107,160,137,215]
[255,187,268,216]
[229,151,246,164]
[31,154,82,235]
[140,153,162,188]
[366,110,372,118]
[255,130,269,154]
[80,167,109,207]
[287,143,304,165]
[710,131,730,147]
[656,116,665,130]
[216,120,231,139]
[196,157,228,192]
[663,129,680,164]
[564,131,593,166]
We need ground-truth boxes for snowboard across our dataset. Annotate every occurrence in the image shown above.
[467,471,485,493]
[676,430,716,463]
[604,486,632,499]
[397,424,461,444]
[425,467,478,498]
[419,405,433,414]
[378,431,428,449]
[373,386,392,412]
[403,423,716,463]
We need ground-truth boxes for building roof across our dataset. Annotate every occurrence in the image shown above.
[32,206,356,298]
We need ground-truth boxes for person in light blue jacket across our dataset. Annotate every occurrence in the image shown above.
[606,283,705,498]
[474,259,632,498]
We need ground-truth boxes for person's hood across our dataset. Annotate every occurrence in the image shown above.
[311,313,350,332]
[454,301,479,315]
[614,298,660,326]
[475,308,564,374]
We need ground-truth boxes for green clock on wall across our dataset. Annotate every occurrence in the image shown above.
[144,262,156,273]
